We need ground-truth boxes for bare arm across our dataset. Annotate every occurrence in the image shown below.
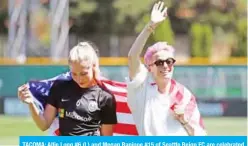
[182,122,194,136]
[28,103,57,131]
[128,1,167,80]
[128,22,155,80]
[18,84,57,131]
[100,124,114,136]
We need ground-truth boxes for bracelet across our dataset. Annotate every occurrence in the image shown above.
[147,23,156,33]
[182,122,188,126]
[147,25,155,33]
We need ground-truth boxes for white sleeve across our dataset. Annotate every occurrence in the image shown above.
[126,64,148,90]
[126,64,148,112]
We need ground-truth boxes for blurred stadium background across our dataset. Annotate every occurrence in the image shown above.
[0,0,247,145]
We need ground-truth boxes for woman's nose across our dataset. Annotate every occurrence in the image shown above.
[163,62,168,68]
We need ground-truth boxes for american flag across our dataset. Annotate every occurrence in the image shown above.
[28,72,138,136]
[28,72,206,136]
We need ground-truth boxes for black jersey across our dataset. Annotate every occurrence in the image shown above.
[47,80,117,136]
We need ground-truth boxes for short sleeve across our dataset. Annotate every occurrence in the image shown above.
[126,63,148,90]
[47,82,60,109]
[100,92,117,124]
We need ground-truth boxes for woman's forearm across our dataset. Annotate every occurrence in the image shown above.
[183,123,195,136]
[128,21,155,58]
[28,103,49,131]
[128,22,155,79]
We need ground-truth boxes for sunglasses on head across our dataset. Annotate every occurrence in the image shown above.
[153,58,176,67]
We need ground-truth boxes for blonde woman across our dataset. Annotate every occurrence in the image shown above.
[18,42,117,136]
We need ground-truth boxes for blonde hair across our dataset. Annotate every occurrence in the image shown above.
[68,41,100,79]
[68,42,99,66]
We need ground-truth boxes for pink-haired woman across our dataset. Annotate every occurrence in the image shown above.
[126,1,207,136]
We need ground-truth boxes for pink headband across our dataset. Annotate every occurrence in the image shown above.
[144,42,175,65]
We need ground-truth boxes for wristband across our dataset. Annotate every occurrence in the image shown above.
[182,121,188,126]
[147,25,155,33]
[147,23,156,33]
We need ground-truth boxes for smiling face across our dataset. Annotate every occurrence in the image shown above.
[144,42,176,82]
[148,49,176,80]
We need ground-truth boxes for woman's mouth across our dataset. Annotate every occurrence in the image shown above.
[160,70,170,76]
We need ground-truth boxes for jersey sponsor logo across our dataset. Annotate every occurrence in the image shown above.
[58,108,65,118]
[65,111,92,122]
[88,101,99,112]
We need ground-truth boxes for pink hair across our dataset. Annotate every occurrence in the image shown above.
[144,42,175,65]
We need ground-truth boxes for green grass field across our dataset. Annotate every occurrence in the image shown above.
[0,115,247,145]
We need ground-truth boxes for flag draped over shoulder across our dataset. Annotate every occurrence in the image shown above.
[168,79,206,135]
[28,72,206,136]
[28,72,138,136]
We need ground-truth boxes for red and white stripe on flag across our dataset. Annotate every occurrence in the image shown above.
[100,79,138,136]
[169,79,205,132]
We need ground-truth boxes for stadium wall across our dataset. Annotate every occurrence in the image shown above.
[0,64,246,99]
[0,57,247,117]
[0,57,246,66]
